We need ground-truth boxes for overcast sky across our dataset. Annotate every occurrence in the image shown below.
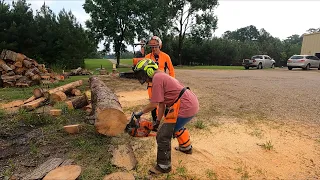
[6,0,320,50]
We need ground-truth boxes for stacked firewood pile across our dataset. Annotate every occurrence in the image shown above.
[0,49,63,88]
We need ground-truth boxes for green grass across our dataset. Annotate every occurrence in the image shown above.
[84,59,131,73]
[175,65,244,70]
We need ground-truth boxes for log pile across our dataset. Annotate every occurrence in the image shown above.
[0,49,62,88]
[69,67,92,76]
[0,80,86,111]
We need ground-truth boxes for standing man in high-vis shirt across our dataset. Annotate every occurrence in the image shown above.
[145,36,175,124]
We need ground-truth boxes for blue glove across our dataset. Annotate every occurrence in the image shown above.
[134,111,143,119]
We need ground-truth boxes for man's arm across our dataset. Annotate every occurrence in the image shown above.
[166,56,175,78]
[141,102,158,114]
[157,102,165,121]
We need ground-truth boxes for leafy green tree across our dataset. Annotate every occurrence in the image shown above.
[170,0,218,65]
[83,0,142,67]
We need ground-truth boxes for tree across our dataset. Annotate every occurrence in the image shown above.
[171,0,218,65]
[83,0,141,67]
[222,25,259,42]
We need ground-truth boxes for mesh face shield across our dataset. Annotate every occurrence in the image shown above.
[134,70,148,84]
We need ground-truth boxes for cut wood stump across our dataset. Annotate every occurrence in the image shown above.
[50,109,62,116]
[33,88,45,98]
[65,94,88,110]
[43,165,81,180]
[63,124,80,134]
[89,76,127,136]
[50,91,67,103]
[22,158,64,180]
[71,89,81,96]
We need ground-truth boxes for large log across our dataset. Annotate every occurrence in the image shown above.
[43,80,83,98]
[89,76,127,136]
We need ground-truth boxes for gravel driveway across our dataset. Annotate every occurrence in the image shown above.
[175,68,320,124]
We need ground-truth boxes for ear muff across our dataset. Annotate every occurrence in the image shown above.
[146,67,155,77]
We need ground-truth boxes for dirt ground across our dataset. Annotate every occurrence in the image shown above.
[114,68,320,179]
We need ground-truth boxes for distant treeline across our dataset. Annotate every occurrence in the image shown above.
[161,26,303,66]
[0,0,98,69]
[0,0,308,68]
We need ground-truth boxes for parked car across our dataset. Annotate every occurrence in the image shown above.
[287,55,320,70]
[242,55,276,69]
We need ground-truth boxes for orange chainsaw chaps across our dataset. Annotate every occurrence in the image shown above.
[175,128,191,148]
[164,100,181,123]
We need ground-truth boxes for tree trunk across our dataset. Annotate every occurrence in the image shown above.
[65,94,88,109]
[43,80,83,99]
[89,76,127,136]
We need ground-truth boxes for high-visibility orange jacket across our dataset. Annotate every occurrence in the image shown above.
[145,51,175,99]
[145,51,175,78]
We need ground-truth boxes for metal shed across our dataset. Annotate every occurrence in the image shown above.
[301,32,320,58]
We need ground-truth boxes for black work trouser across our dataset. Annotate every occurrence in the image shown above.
[151,108,157,123]
[156,123,176,167]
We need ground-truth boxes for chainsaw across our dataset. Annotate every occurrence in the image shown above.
[125,112,156,137]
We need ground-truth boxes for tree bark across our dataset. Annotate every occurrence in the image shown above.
[89,76,127,136]
[65,94,88,109]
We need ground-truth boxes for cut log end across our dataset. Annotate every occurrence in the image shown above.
[50,91,67,104]
[43,165,81,180]
[50,109,62,116]
[95,109,128,136]
[63,124,81,134]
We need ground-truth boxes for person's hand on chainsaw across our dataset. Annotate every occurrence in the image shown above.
[134,111,144,119]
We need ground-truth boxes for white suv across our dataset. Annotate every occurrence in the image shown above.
[287,55,320,70]
[242,55,276,69]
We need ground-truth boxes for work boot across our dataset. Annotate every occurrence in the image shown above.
[175,146,193,154]
[149,164,171,175]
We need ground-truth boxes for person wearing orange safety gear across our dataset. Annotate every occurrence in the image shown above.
[145,36,175,124]
[133,59,199,175]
